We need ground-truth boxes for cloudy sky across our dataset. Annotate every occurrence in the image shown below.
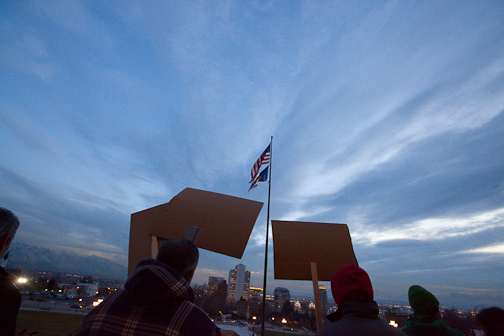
[1,1,503,307]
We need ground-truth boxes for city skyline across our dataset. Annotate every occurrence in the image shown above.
[1,1,504,309]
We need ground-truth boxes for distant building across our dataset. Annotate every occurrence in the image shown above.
[294,298,311,314]
[248,287,263,301]
[205,277,227,314]
[319,285,328,316]
[74,280,100,297]
[274,287,290,312]
[226,264,251,306]
[319,285,329,325]
[61,283,79,295]
[208,276,225,296]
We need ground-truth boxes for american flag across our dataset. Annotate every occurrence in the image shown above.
[250,144,270,182]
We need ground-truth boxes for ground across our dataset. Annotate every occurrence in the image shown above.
[16,310,240,336]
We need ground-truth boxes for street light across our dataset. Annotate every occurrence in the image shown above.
[282,317,288,334]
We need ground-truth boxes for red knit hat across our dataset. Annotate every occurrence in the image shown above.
[331,264,374,306]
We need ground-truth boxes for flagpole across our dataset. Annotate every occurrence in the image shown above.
[260,136,272,336]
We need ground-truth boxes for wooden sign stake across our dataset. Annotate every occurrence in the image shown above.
[311,262,324,332]
[151,235,158,259]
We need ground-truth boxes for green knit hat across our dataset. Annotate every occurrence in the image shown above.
[408,285,439,312]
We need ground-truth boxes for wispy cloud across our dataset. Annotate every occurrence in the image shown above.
[354,208,504,245]
[462,243,504,254]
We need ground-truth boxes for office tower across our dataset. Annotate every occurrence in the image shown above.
[208,276,225,296]
[319,285,328,316]
[248,287,263,301]
[226,264,251,305]
[274,287,290,312]
[206,277,227,313]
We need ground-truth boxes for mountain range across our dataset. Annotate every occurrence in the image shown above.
[7,241,127,281]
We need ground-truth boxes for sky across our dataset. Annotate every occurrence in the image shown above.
[1,0,504,308]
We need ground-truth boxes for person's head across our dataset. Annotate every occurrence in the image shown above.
[0,207,20,259]
[331,264,374,306]
[408,285,440,317]
[156,238,199,283]
[476,307,504,336]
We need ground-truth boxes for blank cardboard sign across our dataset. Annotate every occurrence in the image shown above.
[128,188,264,275]
[271,220,358,281]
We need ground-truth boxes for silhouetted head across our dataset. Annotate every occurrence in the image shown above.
[408,285,440,316]
[0,207,20,259]
[156,238,199,283]
[331,264,373,306]
[476,307,504,336]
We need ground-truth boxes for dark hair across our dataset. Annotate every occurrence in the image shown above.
[156,238,199,277]
[476,307,504,336]
[0,208,20,238]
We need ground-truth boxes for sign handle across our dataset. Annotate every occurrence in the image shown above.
[311,262,324,332]
[151,235,159,259]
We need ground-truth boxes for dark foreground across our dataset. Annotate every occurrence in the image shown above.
[16,310,85,336]
[16,310,239,336]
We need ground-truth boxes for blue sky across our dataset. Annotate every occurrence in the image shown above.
[1,1,503,307]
